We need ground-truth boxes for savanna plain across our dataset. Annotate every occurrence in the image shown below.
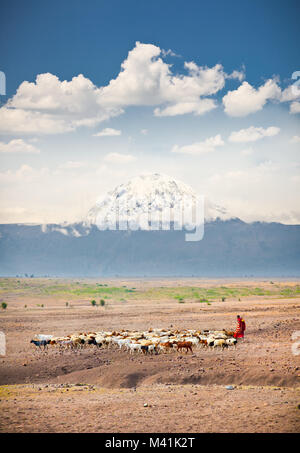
[0,277,299,433]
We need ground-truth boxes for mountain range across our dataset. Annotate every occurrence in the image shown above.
[1,173,299,277]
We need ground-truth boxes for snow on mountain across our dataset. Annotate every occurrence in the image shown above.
[86,173,231,230]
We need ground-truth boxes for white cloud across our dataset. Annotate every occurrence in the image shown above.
[0,138,40,153]
[229,126,280,143]
[290,101,300,114]
[0,73,121,135]
[93,127,121,137]
[154,99,216,117]
[171,134,224,155]
[103,152,136,164]
[0,106,74,134]
[227,69,245,82]
[280,85,300,102]
[0,43,248,135]
[223,79,281,117]
[0,164,49,184]
[140,129,148,135]
[161,48,181,58]
[99,42,241,117]
[289,135,300,144]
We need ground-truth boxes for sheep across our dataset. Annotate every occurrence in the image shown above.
[128,343,142,354]
[31,326,239,357]
[225,338,237,347]
[34,334,53,341]
[213,339,228,349]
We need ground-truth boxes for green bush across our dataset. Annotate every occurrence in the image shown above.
[91,300,97,306]
[221,297,226,302]
[1,302,7,309]
[100,299,105,306]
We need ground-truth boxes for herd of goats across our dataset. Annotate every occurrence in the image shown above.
[30,327,239,354]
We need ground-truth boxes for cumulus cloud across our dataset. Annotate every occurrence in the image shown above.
[93,127,121,137]
[0,73,121,135]
[0,138,40,153]
[0,42,245,135]
[99,45,233,115]
[280,85,300,103]
[103,152,136,164]
[279,84,300,114]
[223,79,281,117]
[0,106,74,134]
[171,134,224,155]
[229,126,280,143]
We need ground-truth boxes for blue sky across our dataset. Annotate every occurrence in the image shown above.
[1,0,300,93]
[0,0,299,224]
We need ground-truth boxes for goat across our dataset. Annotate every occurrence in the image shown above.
[176,341,193,354]
[30,339,49,350]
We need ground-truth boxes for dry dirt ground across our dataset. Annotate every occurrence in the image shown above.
[0,278,299,433]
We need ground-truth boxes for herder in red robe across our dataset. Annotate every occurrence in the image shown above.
[234,315,246,338]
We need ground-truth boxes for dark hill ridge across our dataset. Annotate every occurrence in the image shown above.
[0,219,299,277]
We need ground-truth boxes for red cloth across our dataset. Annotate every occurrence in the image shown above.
[234,318,246,338]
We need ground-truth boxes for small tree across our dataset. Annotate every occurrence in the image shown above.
[1,302,7,310]
[221,297,226,302]
[100,299,105,307]
[65,302,69,307]
[91,300,97,307]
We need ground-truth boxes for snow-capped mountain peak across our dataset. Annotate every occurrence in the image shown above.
[86,173,230,229]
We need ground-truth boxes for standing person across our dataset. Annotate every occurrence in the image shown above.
[234,315,246,339]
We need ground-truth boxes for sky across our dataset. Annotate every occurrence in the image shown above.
[0,0,299,224]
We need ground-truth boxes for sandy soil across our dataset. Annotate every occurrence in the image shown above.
[0,278,299,433]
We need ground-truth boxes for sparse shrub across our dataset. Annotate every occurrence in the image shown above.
[24,305,27,308]
[41,304,44,308]
[207,302,211,305]
[1,302,7,310]
[178,297,185,303]
[100,299,105,307]
[91,300,97,306]
[221,297,226,302]
[65,302,69,307]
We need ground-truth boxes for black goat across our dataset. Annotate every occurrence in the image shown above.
[30,339,49,349]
